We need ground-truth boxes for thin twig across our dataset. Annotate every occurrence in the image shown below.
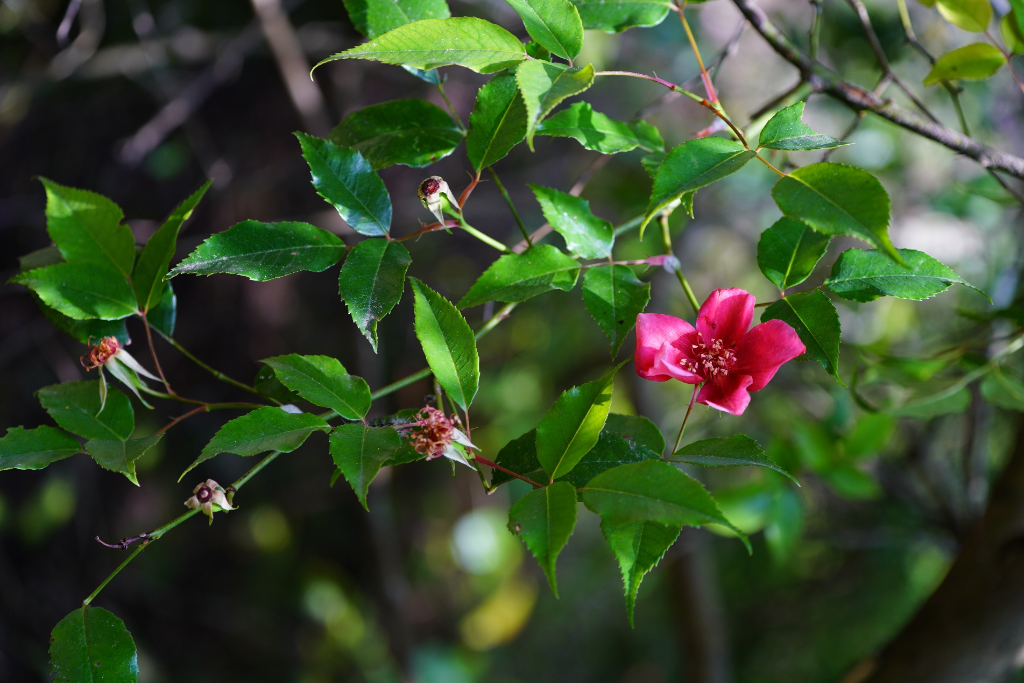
[474,454,543,488]
[487,167,531,246]
[140,311,173,393]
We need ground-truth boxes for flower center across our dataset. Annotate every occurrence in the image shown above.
[403,406,456,459]
[681,332,736,379]
[81,336,122,371]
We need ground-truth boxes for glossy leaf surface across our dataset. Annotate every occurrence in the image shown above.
[756,217,830,292]
[50,606,138,683]
[581,264,651,355]
[762,291,842,382]
[411,278,479,410]
[602,519,680,626]
[329,99,463,169]
[826,248,983,302]
[262,354,372,420]
[531,184,614,259]
[466,73,528,173]
[516,61,595,150]
[537,102,663,154]
[0,426,80,471]
[459,245,580,308]
[758,102,846,151]
[507,481,578,595]
[331,424,402,509]
[339,238,411,351]
[671,434,798,484]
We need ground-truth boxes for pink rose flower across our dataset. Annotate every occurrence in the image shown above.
[635,288,806,415]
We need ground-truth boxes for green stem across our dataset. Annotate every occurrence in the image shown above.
[457,214,513,253]
[670,383,701,456]
[660,214,700,315]
[156,330,267,400]
[487,167,532,246]
[437,81,465,131]
[82,545,146,606]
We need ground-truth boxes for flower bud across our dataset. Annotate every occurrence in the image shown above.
[185,479,235,524]
[418,176,459,224]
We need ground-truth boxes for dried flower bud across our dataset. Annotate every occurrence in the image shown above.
[185,479,235,524]
[400,406,477,468]
[80,336,160,409]
[417,176,459,224]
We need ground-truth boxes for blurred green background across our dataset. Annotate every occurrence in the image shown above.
[1,0,1022,680]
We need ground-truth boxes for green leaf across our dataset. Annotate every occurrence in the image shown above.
[516,61,595,150]
[670,434,798,484]
[40,178,135,278]
[504,0,584,60]
[981,371,1024,410]
[491,429,546,487]
[640,152,665,178]
[556,430,659,488]
[315,18,528,74]
[182,407,330,478]
[34,297,129,344]
[458,245,580,308]
[148,282,177,336]
[466,74,528,173]
[85,434,163,486]
[329,99,463,170]
[342,0,450,38]
[254,365,301,404]
[37,381,134,441]
[826,248,984,302]
[890,386,971,419]
[411,278,479,410]
[536,361,623,480]
[508,481,578,596]
[604,413,664,454]
[757,102,846,151]
[601,519,680,626]
[581,264,651,356]
[262,355,372,420]
[924,43,1004,84]
[641,138,755,237]
[536,102,663,154]
[296,132,392,236]
[330,424,402,509]
[569,0,672,32]
[339,238,412,351]
[14,263,137,320]
[530,184,614,259]
[761,291,842,382]
[1002,11,1024,54]
[582,459,748,549]
[168,220,346,281]
[936,0,992,32]
[0,426,80,471]
[756,217,830,293]
[772,162,898,262]
[134,181,211,312]
[50,606,138,683]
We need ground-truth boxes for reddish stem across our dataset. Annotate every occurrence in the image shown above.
[396,220,460,242]
[458,173,481,209]
[473,454,543,488]
[140,311,173,394]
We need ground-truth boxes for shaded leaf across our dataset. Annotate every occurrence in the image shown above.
[508,481,578,595]
[1002,8,1024,54]
[537,102,663,154]
[262,354,372,420]
[670,434,798,484]
[37,381,133,441]
[134,181,211,312]
[889,386,971,418]
[316,18,528,73]
[168,220,346,281]
[756,217,830,292]
[339,238,411,351]
[761,291,842,382]
[40,178,135,277]
[530,184,614,259]
[85,434,163,486]
[757,102,846,151]
[981,371,1024,410]
[602,519,680,626]
[466,73,528,173]
[582,459,748,549]
[459,245,579,308]
[14,263,136,320]
[504,0,584,60]
[296,133,392,236]
[32,293,129,344]
[50,606,138,683]
[342,0,449,38]
[411,278,479,410]
[182,407,330,478]
[582,264,650,355]
[642,138,755,236]
[536,361,623,480]
[556,430,659,488]
[148,282,177,336]
[516,61,595,150]
[0,426,80,471]
[330,424,402,509]
[491,429,547,487]
[569,0,672,32]
[329,99,463,169]
[826,248,984,302]
[772,162,898,262]
[924,43,1004,84]
[604,413,664,454]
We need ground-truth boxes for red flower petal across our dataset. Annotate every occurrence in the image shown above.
[696,289,754,347]
[635,313,702,383]
[734,320,806,392]
[697,373,754,415]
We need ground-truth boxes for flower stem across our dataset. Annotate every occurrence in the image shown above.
[671,384,701,456]
[155,330,266,400]
[487,166,532,246]
[659,213,701,316]
[437,81,465,131]
[82,545,146,606]
[677,6,717,103]
[140,311,173,394]
[457,214,513,253]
